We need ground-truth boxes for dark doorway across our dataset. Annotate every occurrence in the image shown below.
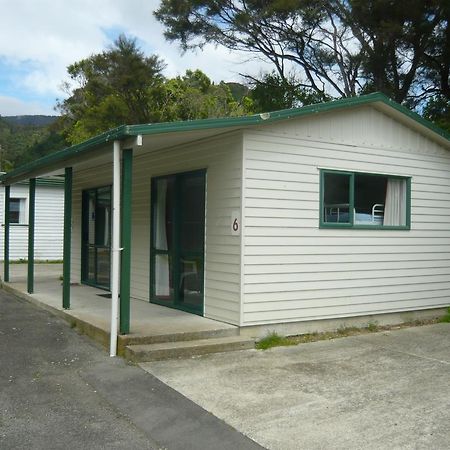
[81,186,111,289]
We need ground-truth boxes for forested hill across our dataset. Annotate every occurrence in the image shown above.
[0,116,67,171]
[2,115,59,127]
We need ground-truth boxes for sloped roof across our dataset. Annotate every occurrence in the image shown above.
[1,92,448,184]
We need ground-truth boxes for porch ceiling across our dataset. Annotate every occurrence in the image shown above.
[0,125,246,185]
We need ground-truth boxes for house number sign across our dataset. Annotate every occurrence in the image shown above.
[231,210,241,235]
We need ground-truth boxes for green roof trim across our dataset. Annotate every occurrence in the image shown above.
[371,94,450,142]
[1,92,448,184]
[127,92,450,141]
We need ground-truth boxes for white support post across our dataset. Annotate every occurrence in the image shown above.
[110,140,121,357]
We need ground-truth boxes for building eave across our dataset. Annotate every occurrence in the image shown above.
[1,93,448,185]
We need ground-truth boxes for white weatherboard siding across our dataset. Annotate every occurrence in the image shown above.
[0,184,64,260]
[242,106,450,326]
[71,133,243,325]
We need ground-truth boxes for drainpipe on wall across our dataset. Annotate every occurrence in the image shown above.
[110,140,122,357]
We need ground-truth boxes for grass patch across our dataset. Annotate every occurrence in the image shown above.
[32,371,41,380]
[337,326,360,335]
[255,317,443,351]
[255,332,297,350]
[439,307,450,323]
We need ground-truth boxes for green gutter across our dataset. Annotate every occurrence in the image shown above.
[372,94,450,142]
[0,93,448,185]
[126,92,450,141]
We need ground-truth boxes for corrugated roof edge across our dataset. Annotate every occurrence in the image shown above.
[1,92,448,184]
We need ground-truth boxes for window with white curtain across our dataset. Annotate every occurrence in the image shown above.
[321,170,410,229]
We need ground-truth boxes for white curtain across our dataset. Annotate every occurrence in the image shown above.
[155,179,168,250]
[155,179,170,296]
[383,178,407,226]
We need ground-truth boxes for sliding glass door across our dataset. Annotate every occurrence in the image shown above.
[81,186,111,289]
[151,170,206,315]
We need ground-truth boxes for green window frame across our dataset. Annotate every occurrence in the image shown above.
[320,169,411,230]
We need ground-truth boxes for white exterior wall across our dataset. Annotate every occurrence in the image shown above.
[241,106,450,326]
[71,132,243,325]
[0,184,64,260]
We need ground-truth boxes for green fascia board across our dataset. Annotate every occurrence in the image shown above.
[371,93,450,142]
[1,93,448,185]
[126,92,450,142]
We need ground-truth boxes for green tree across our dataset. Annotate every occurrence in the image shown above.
[0,117,56,171]
[58,36,253,144]
[156,70,251,121]
[248,71,330,112]
[155,0,448,106]
[423,95,450,132]
[15,126,68,167]
[57,34,166,144]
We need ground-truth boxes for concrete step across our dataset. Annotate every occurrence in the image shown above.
[124,335,255,362]
[118,327,239,350]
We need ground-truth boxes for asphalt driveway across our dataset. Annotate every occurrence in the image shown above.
[0,289,262,450]
[142,322,450,450]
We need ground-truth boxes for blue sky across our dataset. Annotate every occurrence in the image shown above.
[0,0,269,116]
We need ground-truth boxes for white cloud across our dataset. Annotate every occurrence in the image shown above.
[0,95,54,116]
[0,0,273,114]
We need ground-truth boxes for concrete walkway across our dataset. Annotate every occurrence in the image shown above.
[1,264,236,342]
[142,323,450,450]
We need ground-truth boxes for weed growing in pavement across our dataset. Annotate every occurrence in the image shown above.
[256,331,296,350]
[439,307,450,323]
[255,317,442,351]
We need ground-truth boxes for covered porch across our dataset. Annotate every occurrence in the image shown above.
[0,263,239,356]
[1,120,247,356]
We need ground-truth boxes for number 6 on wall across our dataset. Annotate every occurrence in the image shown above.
[231,210,241,235]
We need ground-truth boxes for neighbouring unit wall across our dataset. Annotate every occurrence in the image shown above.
[0,184,64,260]
[241,106,450,326]
[71,132,243,325]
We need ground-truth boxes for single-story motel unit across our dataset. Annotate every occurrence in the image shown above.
[1,93,449,356]
[0,177,64,261]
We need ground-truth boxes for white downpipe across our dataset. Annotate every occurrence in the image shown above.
[110,140,121,357]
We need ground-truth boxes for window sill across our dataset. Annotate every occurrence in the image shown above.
[320,223,410,230]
